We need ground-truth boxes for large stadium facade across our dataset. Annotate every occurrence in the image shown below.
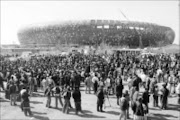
[17,20,175,48]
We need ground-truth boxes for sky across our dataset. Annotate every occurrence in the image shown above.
[1,1,179,45]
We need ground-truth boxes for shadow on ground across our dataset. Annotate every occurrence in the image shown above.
[32,93,45,97]
[148,113,179,120]
[32,111,47,115]
[69,109,106,118]
[31,115,50,120]
[30,111,49,120]
[0,97,10,102]
[105,110,120,115]
[168,104,180,111]
[31,101,44,104]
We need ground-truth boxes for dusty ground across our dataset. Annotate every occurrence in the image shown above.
[0,83,180,120]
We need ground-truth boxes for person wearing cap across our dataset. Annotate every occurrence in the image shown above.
[97,85,105,112]
[72,86,82,115]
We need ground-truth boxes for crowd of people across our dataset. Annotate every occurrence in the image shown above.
[18,22,172,48]
[0,50,180,120]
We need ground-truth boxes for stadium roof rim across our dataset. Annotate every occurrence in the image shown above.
[18,19,161,33]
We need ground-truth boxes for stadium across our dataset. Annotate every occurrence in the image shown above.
[17,20,175,48]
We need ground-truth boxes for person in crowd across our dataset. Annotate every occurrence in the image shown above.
[70,71,76,90]
[124,90,130,119]
[53,84,63,109]
[129,86,136,105]
[132,97,145,120]
[62,86,71,114]
[156,67,163,83]
[41,77,48,93]
[20,87,27,111]
[176,78,180,104]
[105,74,112,95]
[28,76,34,95]
[21,88,33,116]
[0,72,5,91]
[119,92,128,120]
[9,81,17,106]
[92,73,99,94]
[85,74,92,94]
[153,84,159,107]
[142,88,150,114]
[72,86,82,115]
[116,79,124,105]
[132,87,139,102]
[160,83,169,110]
[97,86,105,112]
[168,72,176,95]
[149,74,157,94]
[44,84,52,108]
[132,74,142,92]
[47,76,55,96]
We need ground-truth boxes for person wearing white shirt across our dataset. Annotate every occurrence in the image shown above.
[41,77,48,92]
[105,75,111,95]
[168,74,175,95]
[157,68,163,83]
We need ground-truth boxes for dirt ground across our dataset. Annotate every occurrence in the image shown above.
[0,83,180,120]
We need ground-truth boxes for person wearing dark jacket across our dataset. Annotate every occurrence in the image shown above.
[0,73,5,91]
[97,86,105,112]
[116,80,124,105]
[9,81,17,106]
[53,84,63,108]
[62,86,71,114]
[132,97,144,120]
[21,89,33,116]
[142,88,150,113]
[160,83,169,109]
[72,86,82,114]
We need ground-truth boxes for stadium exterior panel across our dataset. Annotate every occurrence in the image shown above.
[17,20,175,48]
